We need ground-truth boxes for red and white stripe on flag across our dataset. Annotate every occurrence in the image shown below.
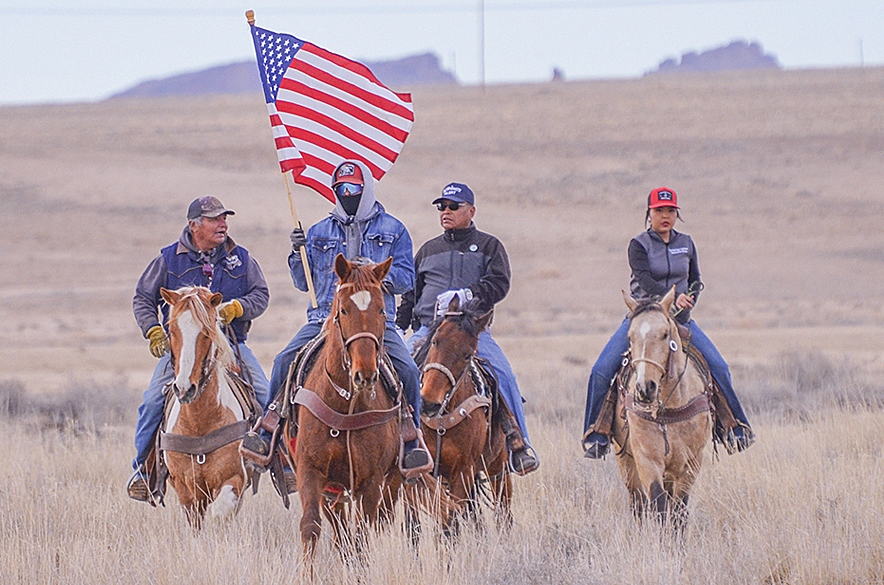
[253,28,414,202]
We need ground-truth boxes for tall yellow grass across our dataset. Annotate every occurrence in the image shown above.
[3,365,883,584]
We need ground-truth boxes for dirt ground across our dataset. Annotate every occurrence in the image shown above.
[2,66,883,397]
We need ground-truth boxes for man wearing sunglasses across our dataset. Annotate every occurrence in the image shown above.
[127,196,271,502]
[396,182,539,475]
[253,160,431,473]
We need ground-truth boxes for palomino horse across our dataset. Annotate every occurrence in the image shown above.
[613,287,713,528]
[414,296,512,530]
[284,254,407,562]
[159,286,252,529]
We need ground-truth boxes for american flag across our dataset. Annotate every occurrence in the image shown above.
[249,25,414,202]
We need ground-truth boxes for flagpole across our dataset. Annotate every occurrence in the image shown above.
[247,10,317,308]
[283,171,318,308]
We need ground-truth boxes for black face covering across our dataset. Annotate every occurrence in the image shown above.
[339,193,362,216]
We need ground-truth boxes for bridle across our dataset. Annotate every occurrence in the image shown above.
[328,282,384,401]
[627,313,686,410]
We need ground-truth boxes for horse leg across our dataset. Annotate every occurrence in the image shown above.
[298,472,326,563]
[209,475,244,522]
[486,447,513,532]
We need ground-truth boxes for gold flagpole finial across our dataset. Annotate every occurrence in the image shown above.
[245,10,255,26]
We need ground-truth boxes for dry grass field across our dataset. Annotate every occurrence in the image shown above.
[2,66,884,583]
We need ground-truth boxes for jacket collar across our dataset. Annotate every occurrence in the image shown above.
[443,222,476,242]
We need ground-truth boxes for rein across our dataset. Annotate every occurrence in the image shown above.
[421,353,491,478]
[623,313,708,455]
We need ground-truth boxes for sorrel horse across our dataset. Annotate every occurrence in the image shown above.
[613,287,713,528]
[159,286,252,529]
[284,254,407,561]
[414,296,512,530]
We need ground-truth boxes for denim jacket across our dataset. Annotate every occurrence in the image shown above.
[289,202,415,324]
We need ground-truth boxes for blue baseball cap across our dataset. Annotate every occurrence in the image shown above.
[433,182,474,206]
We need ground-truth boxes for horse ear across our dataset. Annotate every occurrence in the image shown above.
[372,256,393,282]
[622,290,638,314]
[448,295,460,313]
[475,309,493,332]
[210,292,223,307]
[660,286,676,314]
[334,253,351,281]
[161,287,179,305]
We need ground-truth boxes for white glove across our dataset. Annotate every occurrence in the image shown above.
[435,288,473,316]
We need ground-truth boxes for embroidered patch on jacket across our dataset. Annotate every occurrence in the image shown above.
[225,255,243,269]
[668,247,689,255]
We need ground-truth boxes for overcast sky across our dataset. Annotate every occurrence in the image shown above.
[1,0,881,105]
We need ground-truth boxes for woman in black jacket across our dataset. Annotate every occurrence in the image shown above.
[582,187,753,458]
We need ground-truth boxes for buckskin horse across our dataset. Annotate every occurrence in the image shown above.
[613,287,713,529]
[413,296,512,531]
[283,255,419,563]
[159,286,255,529]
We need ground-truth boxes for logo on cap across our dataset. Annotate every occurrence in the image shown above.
[657,190,673,201]
[442,185,462,197]
[337,163,356,179]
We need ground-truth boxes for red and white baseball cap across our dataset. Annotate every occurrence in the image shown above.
[647,187,679,209]
[332,162,364,187]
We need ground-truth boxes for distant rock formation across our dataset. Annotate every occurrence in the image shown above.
[109,52,456,99]
[646,40,781,75]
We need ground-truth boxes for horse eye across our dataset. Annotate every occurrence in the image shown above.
[340,308,347,316]
[663,332,668,339]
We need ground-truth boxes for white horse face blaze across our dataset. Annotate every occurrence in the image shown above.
[349,290,372,311]
[173,311,202,391]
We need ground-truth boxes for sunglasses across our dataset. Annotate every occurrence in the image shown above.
[334,182,363,198]
[436,201,463,211]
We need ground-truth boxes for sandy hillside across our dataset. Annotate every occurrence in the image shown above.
[1,66,883,397]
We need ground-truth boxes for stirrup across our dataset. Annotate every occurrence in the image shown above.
[509,446,540,476]
[239,431,271,471]
[582,435,610,459]
[403,446,430,470]
[126,469,155,506]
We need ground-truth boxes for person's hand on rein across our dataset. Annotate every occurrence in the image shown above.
[435,288,473,316]
[218,300,243,325]
[675,293,694,310]
[147,325,168,358]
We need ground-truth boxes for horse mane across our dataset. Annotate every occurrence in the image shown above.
[629,297,668,320]
[171,286,235,368]
[341,262,383,291]
[413,299,485,366]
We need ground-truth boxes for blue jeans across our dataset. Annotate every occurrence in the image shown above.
[270,321,423,428]
[132,343,270,470]
[583,318,750,436]
[409,326,532,448]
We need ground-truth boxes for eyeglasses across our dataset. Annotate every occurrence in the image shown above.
[436,201,463,211]
[334,182,363,198]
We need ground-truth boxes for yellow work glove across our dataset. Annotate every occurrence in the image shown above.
[147,325,168,358]
[218,299,243,325]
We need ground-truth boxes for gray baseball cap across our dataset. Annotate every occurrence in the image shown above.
[187,196,235,220]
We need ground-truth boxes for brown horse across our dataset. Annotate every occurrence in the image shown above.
[284,254,406,562]
[613,287,713,528]
[159,286,252,529]
[414,296,512,530]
